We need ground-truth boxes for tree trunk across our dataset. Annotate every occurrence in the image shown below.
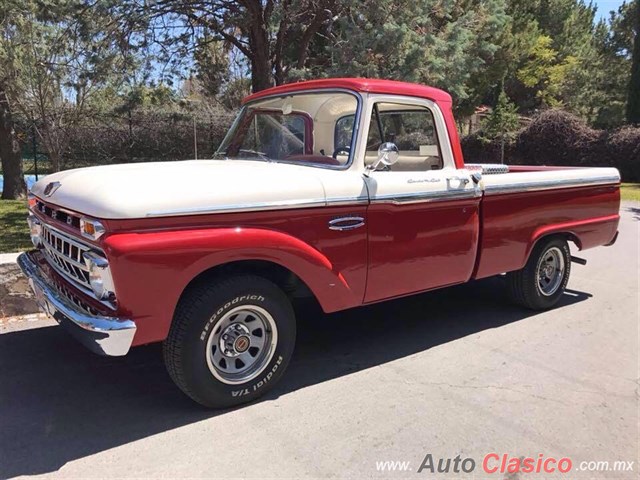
[38,116,65,172]
[38,126,62,172]
[626,5,640,124]
[246,4,273,92]
[47,150,62,173]
[296,8,328,69]
[250,47,273,92]
[249,29,273,92]
[0,86,26,199]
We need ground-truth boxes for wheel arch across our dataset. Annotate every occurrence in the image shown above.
[177,259,317,309]
[524,230,580,268]
[106,226,362,347]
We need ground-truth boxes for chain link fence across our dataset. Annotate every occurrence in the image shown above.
[7,109,235,177]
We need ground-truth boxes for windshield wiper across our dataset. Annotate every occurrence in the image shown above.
[238,149,272,162]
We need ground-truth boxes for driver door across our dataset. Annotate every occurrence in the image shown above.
[362,97,481,303]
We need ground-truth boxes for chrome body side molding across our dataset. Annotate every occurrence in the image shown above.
[370,188,481,205]
[484,175,620,196]
[146,195,370,217]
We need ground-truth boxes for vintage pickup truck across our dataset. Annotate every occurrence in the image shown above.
[19,78,620,407]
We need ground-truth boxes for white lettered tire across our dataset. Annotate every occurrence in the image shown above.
[506,237,571,310]
[164,274,296,408]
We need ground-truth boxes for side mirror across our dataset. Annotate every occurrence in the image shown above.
[367,142,399,173]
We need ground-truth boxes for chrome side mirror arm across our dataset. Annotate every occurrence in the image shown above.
[365,142,399,176]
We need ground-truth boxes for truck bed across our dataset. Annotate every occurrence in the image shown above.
[471,164,620,279]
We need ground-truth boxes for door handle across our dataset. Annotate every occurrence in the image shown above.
[328,216,365,231]
[446,176,470,188]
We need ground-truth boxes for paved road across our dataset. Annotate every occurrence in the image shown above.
[1,204,638,479]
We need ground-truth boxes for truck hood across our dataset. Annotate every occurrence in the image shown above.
[30,160,329,219]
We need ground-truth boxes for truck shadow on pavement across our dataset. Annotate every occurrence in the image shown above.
[625,205,640,221]
[0,277,591,478]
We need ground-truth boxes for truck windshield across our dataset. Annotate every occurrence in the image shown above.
[216,91,359,168]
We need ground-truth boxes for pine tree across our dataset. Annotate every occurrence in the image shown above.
[480,89,520,164]
[627,2,640,124]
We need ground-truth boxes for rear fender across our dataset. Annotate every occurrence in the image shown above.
[524,214,620,266]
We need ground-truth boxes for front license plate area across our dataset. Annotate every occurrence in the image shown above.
[28,278,57,319]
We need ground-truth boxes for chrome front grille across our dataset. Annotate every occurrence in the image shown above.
[35,200,81,230]
[41,224,92,291]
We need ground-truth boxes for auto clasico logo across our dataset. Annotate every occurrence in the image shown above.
[415,453,572,474]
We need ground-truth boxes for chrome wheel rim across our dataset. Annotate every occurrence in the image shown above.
[205,305,278,385]
[537,247,565,296]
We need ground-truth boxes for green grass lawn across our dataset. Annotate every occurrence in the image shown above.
[621,183,640,202]
[0,200,31,254]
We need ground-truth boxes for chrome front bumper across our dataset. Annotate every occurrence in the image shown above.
[17,252,136,356]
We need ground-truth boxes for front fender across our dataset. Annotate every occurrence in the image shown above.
[103,227,361,346]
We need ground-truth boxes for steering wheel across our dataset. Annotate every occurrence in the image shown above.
[332,146,351,159]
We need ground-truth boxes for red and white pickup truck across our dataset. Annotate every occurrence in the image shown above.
[19,78,620,407]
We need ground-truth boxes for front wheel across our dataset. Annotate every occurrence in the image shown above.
[506,237,571,310]
[163,274,296,408]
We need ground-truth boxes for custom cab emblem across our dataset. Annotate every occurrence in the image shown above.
[44,181,61,197]
[408,178,441,184]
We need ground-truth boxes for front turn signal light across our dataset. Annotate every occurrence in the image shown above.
[80,217,105,240]
[28,193,37,210]
[27,215,42,247]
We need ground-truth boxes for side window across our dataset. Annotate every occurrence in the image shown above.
[334,115,355,150]
[240,112,306,159]
[365,103,443,171]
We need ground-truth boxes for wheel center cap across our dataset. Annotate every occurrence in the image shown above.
[234,335,250,353]
[219,323,251,357]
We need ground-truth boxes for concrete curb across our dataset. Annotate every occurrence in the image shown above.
[0,252,22,265]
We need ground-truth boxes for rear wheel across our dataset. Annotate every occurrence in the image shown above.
[506,237,571,310]
[164,274,296,408]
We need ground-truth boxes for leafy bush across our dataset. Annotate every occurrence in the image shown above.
[513,110,602,166]
[63,109,234,168]
[609,127,640,182]
[10,107,235,174]
[460,133,507,164]
[462,109,640,181]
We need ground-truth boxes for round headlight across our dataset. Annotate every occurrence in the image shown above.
[83,252,115,300]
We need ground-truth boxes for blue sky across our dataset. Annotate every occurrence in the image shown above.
[593,0,627,21]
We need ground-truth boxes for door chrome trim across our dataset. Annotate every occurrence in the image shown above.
[328,216,366,231]
[326,195,370,206]
[371,188,480,205]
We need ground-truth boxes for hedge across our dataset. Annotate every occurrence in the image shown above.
[461,110,640,182]
[3,108,235,174]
